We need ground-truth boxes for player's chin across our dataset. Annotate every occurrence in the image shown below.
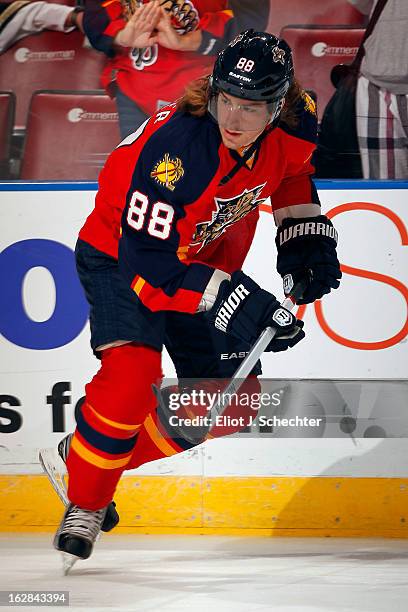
[220,128,259,149]
[220,128,246,148]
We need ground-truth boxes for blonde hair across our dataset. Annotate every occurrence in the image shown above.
[176,76,304,130]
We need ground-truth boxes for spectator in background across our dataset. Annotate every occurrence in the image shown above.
[83,0,233,138]
[349,0,408,178]
[83,0,269,138]
[0,0,84,53]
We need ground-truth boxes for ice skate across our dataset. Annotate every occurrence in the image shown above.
[39,433,119,532]
[54,503,108,574]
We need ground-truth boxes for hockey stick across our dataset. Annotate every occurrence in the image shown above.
[206,274,308,429]
[206,277,357,447]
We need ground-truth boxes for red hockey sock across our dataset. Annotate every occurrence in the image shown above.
[67,343,162,509]
[127,405,196,470]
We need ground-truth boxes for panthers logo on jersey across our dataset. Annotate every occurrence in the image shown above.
[191,183,266,250]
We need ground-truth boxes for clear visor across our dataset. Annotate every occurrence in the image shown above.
[208,91,283,132]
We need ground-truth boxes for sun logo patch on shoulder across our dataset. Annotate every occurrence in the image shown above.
[150,154,184,191]
[303,91,317,116]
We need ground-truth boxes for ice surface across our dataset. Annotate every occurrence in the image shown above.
[1,535,408,611]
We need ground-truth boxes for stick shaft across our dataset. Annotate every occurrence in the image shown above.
[207,295,295,425]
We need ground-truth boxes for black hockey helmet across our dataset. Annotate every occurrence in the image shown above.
[208,30,294,131]
[212,29,294,102]
[211,29,294,103]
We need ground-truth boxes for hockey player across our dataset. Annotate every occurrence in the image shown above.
[52,30,341,569]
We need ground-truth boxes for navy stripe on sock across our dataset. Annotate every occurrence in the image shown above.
[77,410,138,455]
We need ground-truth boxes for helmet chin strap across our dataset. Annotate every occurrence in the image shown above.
[219,123,273,187]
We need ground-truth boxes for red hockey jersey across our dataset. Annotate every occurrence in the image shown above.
[83,0,233,115]
[79,94,320,314]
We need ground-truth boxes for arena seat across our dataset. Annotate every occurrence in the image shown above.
[267,0,365,36]
[0,30,106,129]
[20,90,120,180]
[0,91,16,178]
[280,26,365,120]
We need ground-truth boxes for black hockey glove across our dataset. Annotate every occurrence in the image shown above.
[276,215,342,304]
[207,271,305,352]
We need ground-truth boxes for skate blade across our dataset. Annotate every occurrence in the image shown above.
[39,447,68,506]
[61,552,78,575]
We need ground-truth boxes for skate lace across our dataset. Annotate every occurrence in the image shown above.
[61,505,106,541]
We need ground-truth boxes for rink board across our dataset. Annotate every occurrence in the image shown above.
[1,474,408,538]
[0,180,407,534]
